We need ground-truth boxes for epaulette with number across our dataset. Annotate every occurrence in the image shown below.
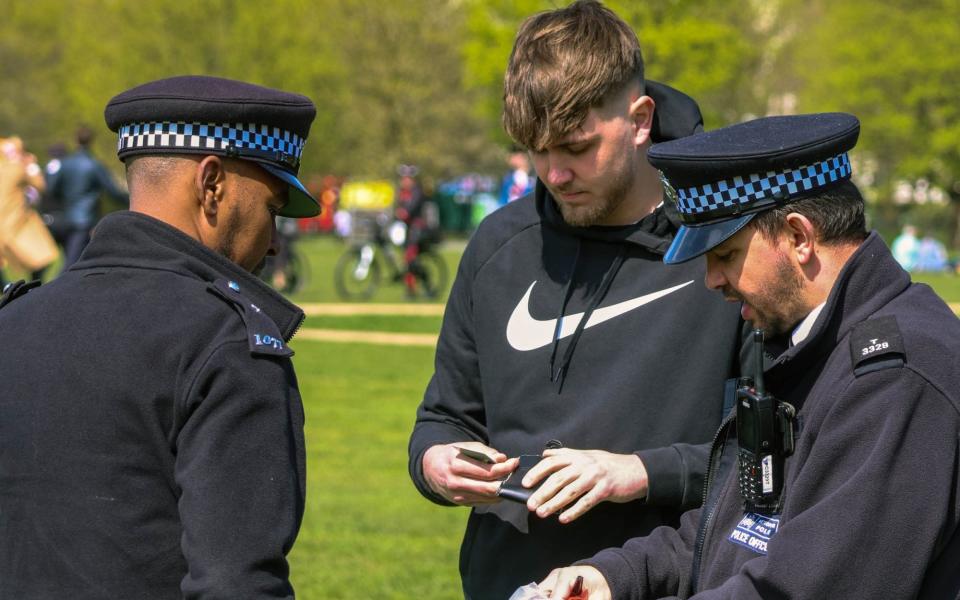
[207,279,294,358]
[0,280,41,311]
[850,315,905,376]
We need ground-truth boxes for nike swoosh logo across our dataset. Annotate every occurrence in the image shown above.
[506,280,694,351]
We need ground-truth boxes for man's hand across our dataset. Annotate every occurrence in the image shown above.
[524,448,648,523]
[539,566,611,600]
[422,442,519,506]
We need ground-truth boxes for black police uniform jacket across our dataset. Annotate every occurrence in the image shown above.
[583,232,960,599]
[408,181,745,599]
[0,211,306,599]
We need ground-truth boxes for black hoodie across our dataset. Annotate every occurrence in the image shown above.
[0,211,305,598]
[408,181,745,599]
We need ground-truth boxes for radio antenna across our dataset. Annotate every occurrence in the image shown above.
[753,329,766,396]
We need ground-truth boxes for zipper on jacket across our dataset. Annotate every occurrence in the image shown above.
[285,311,306,343]
[691,412,735,592]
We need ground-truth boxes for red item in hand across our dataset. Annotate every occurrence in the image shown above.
[568,575,588,600]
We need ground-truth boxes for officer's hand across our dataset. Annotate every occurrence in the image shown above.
[422,442,519,506]
[524,448,648,523]
[538,566,611,600]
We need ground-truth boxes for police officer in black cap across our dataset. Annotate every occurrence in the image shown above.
[536,113,960,599]
[0,76,319,598]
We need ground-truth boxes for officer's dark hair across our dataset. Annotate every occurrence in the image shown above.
[125,155,196,193]
[751,179,868,246]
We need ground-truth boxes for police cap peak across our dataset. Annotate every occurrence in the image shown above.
[104,75,319,218]
[651,113,860,264]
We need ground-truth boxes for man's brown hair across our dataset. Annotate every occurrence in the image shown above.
[503,0,644,151]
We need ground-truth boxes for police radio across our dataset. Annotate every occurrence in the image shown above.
[736,330,796,512]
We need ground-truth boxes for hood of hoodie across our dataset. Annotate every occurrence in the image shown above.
[534,178,681,254]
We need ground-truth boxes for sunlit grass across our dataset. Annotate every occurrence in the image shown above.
[289,340,466,599]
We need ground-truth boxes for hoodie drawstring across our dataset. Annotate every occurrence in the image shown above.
[551,245,627,393]
[549,240,581,382]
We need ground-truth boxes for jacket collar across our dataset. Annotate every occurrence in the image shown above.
[72,211,305,340]
[771,231,910,373]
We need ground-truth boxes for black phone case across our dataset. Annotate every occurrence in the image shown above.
[497,454,543,503]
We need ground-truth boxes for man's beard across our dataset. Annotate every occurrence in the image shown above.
[726,253,807,336]
[554,161,634,227]
[557,194,620,227]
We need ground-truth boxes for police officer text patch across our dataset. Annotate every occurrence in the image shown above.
[208,279,294,358]
[850,315,905,376]
[728,512,780,555]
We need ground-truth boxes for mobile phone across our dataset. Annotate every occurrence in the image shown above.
[456,446,496,464]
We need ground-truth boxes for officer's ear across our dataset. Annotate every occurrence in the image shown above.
[784,212,817,265]
[195,155,226,218]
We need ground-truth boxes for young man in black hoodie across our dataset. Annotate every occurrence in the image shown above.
[407,2,745,597]
[0,76,318,598]
[539,114,960,599]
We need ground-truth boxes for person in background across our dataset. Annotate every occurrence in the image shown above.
[38,142,72,255]
[914,234,950,272]
[395,163,427,298]
[891,223,918,271]
[407,2,746,597]
[0,136,57,286]
[50,124,129,271]
[540,113,960,600]
[500,147,534,204]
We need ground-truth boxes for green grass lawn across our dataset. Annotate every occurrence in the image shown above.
[289,340,466,598]
[304,314,444,334]
[912,271,960,304]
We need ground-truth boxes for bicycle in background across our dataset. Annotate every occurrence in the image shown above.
[260,217,310,295]
[334,211,447,301]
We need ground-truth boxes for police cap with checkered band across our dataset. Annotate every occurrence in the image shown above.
[650,112,860,264]
[104,75,319,218]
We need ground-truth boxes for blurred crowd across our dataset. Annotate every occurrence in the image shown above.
[0,127,127,288]
[892,224,958,274]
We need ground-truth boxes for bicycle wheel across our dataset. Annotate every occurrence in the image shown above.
[283,249,310,295]
[334,245,381,300]
[410,251,448,299]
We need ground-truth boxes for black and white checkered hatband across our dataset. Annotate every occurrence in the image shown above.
[117,121,305,173]
[667,152,852,224]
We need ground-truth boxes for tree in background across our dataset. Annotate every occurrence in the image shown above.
[2,0,959,250]
[794,0,960,247]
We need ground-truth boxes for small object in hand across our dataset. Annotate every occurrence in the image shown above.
[497,454,545,503]
[568,575,587,600]
[455,446,496,464]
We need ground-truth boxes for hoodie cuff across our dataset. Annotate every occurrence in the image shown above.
[636,446,687,507]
